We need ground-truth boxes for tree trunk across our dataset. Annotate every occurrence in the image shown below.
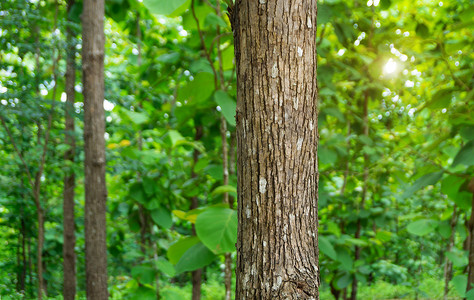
[466,179,474,294]
[233,1,319,298]
[444,205,456,300]
[83,0,108,298]
[63,0,77,298]
[191,125,203,300]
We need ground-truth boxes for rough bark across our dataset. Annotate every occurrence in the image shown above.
[83,0,108,298]
[233,1,319,299]
[63,0,77,298]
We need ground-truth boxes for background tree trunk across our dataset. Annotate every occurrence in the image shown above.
[82,0,108,298]
[233,1,320,298]
[63,0,77,298]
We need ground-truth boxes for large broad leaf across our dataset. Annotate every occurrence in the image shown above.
[167,236,200,264]
[446,251,468,268]
[196,207,237,254]
[175,242,216,274]
[131,265,156,285]
[129,182,146,204]
[129,286,156,300]
[452,141,474,167]
[319,146,338,164]
[211,185,237,197]
[336,248,354,272]
[155,257,175,277]
[178,73,215,106]
[125,110,149,125]
[214,90,236,127]
[406,219,438,236]
[319,236,337,260]
[150,206,172,229]
[402,171,444,198]
[336,273,352,289]
[452,275,467,297]
[143,0,189,16]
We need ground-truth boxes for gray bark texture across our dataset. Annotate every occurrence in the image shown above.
[233,1,320,299]
[82,0,108,298]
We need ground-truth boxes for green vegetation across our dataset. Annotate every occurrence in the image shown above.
[0,0,473,299]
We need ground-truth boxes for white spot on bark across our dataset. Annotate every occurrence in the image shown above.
[263,240,267,247]
[271,63,278,78]
[273,275,282,291]
[246,207,251,218]
[259,177,267,194]
[309,121,314,131]
[251,264,256,275]
[297,47,303,57]
[259,0,266,3]
[289,213,296,223]
[297,137,303,151]
[307,16,313,28]
[294,97,298,110]
[256,195,260,206]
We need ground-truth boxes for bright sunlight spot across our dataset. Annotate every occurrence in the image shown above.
[383,59,398,75]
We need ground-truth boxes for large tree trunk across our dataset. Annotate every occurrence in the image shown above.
[82,0,108,298]
[233,1,320,298]
[63,0,77,298]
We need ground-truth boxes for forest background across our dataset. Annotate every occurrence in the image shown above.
[0,0,473,299]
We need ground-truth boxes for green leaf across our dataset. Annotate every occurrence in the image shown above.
[196,207,237,254]
[214,90,236,127]
[460,125,474,141]
[167,130,185,148]
[428,89,452,109]
[211,185,237,197]
[150,206,172,229]
[317,3,332,25]
[402,171,444,198]
[416,23,429,38]
[155,257,175,277]
[167,236,200,265]
[125,110,149,125]
[336,248,353,271]
[437,221,452,239]
[175,242,216,274]
[452,275,467,297]
[143,0,188,16]
[406,219,438,236]
[157,52,180,64]
[336,274,352,289]
[452,141,474,167]
[131,265,156,285]
[130,286,156,300]
[319,236,337,260]
[319,146,338,164]
[129,182,146,204]
[446,251,468,268]
[380,0,391,9]
[204,12,228,28]
[178,73,215,105]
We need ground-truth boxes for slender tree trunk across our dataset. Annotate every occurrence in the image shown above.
[444,205,456,300]
[233,1,319,298]
[83,0,108,298]
[466,179,474,294]
[63,0,77,298]
[351,91,369,300]
[191,125,203,300]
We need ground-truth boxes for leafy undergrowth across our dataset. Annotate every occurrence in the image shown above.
[1,277,463,300]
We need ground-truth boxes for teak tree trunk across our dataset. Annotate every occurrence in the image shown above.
[233,1,320,299]
[63,0,77,298]
[83,0,108,298]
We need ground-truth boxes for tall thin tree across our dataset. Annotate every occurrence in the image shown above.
[63,0,77,298]
[232,1,320,298]
[82,0,108,298]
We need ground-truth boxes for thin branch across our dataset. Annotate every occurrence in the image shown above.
[191,0,218,89]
